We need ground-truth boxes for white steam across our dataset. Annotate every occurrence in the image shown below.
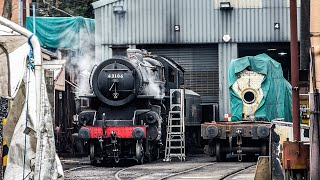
[62,24,96,97]
[77,54,95,95]
[141,61,164,99]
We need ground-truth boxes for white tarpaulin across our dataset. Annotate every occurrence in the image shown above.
[0,24,27,98]
[0,20,63,179]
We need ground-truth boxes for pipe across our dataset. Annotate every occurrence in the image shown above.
[32,1,36,34]
[26,0,30,17]
[0,17,41,66]
[18,0,22,26]
[310,0,320,178]
[22,0,26,26]
[290,0,300,142]
[300,0,310,70]
[110,44,129,57]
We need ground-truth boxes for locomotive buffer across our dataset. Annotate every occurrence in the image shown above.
[164,89,186,161]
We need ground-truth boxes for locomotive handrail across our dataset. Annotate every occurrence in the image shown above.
[132,109,151,125]
[137,95,156,98]
[89,64,97,90]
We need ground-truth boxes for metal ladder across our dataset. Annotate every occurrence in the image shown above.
[163,89,186,161]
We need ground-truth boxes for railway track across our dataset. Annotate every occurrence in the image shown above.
[64,156,256,180]
[158,162,217,180]
[112,161,255,180]
[219,164,256,180]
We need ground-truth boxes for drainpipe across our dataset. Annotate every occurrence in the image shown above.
[22,0,26,26]
[18,0,22,26]
[310,0,320,178]
[300,0,310,70]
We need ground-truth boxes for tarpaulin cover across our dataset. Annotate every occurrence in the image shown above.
[228,54,292,122]
[0,25,27,98]
[26,16,94,49]
[0,23,63,179]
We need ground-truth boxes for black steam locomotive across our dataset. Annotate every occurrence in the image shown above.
[76,47,201,164]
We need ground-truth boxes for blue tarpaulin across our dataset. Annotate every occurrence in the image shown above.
[228,54,292,122]
[26,17,94,49]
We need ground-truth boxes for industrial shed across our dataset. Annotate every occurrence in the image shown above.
[92,0,302,120]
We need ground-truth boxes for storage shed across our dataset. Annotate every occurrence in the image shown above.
[92,0,302,120]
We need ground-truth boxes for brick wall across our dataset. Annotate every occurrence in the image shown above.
[0,0,29,25]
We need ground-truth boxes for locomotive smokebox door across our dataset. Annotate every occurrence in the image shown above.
[92,57,142,106]
[231,70,265,120]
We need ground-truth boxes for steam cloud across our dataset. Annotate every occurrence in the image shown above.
[62,25,96,97]
[141,60,164,99]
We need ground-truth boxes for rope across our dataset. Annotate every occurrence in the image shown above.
[27,35,35,70]
[22,34,35,180]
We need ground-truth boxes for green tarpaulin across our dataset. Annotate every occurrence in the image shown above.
[228,54,292,122]
[26,17,94,49]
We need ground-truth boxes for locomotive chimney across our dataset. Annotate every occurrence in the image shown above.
[110,45,129,57]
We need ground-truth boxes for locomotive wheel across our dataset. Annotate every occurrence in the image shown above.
[90,142,97,165]
[136,141,144,165]
[215,142,226,162]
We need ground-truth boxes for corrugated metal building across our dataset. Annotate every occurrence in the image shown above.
[92,0,301,120]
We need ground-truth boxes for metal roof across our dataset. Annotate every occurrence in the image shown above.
[92,0,119,9]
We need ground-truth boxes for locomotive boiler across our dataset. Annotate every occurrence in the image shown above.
[76,47,201,164]
[201,54,292,161]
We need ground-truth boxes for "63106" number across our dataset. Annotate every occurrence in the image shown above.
[107,74,124,78]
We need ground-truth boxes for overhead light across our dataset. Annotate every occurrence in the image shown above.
[113,6,126,14]
[220,2,233,10]
[267,48,277,51]
[223,34,231,42]
[278,52,287,56]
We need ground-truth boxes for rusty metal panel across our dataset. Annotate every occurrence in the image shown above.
[282,141,309,170]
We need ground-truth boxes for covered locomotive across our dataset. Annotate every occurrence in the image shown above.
[201,54,292,161]
[76,47,201,164]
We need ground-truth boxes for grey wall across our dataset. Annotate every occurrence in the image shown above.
[94,0,300,47]
[219,43,238,120]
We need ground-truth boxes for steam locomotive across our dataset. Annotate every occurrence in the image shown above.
[201,54,292,161]
[76,47,201,164]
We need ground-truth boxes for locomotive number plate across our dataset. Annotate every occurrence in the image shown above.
[107,74,124,78]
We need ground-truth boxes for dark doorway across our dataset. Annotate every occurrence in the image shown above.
[238,43,291,80]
